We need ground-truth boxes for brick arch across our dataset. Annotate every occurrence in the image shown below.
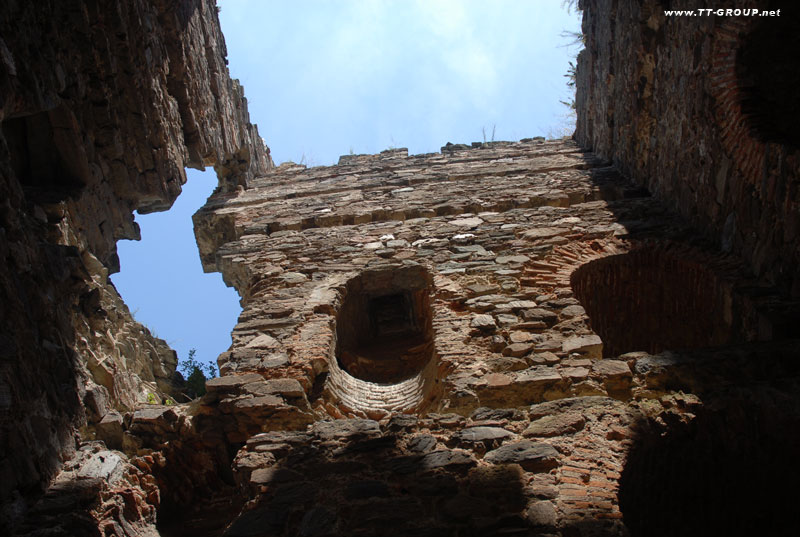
[322,263,443,418]
[709,16,800,185]
[571,244,742,357]
[532,237,766,358]
[569,240,770,357]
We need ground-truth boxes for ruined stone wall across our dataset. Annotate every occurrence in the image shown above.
[0,0,270,527]
[5,0,800,534]
[190,139,800,535]
[575,0,800,296]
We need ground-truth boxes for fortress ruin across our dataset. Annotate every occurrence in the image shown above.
[1,1,799,536]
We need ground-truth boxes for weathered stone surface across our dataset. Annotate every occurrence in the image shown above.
[470,408,526,422]
[77,451,124,484]
[527,501,557,528]
[450,216,484,228]
[245,378,306,398]
[311,419,381,441]
[95,411,124,449]
[196,135,792,537]
[4,3,800,532]
[515,368,563,388]
[0,0,271,518]
[592,359,633,394]
[250,467,303,485]
[560,366,590,382]
[246,334,280,349]
[232,395,285,412]
[387,414,419,431]
[470,314,497,331]
[130,406,179,436]
[522,227,569,241]
[408,434,438,453]
[523,413,586,437]
[14,443,161,536]
[560,305,586,319]
[453,426,515,444]
[206,373,265,393]
[576,0,800,295]
[562,335,603,357]
[420,449,476,471]
[528,396,620,420]
[484,441,559,472]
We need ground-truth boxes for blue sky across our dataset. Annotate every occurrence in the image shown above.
[111,0,582,373]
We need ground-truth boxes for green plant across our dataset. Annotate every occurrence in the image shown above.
[547,5,584,140]
[179,348,217,399]
[147,392,157,404]
[560,60,578,111]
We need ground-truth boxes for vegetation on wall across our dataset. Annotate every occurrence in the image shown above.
[178,348,217,399]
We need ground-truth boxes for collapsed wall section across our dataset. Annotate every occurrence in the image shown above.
[0,0,270,527]
[192,137,800,535]
[575,0,800,295]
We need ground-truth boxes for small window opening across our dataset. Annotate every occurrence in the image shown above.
[336,265,434,383]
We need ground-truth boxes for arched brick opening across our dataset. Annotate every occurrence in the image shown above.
[710,14,800,187]
[736,7,800,149]
[325,264,439,415]
[570,248,741,358]
[336,265,434,383]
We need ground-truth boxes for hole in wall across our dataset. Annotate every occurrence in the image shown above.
[336,265,434,384]
[1,106,90,203]
[570,248,742,357]
[111,168,241,382]
[736,6,800,148]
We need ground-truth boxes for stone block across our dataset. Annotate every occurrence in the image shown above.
[95,411,123,449]
[484,441,559,472]
[562,335,603,358]
[206,373,264,393]
[311,419,380,441]
[523,412,586,437]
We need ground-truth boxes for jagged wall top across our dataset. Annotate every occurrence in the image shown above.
[0,0,271,268]
[0,0,272,523]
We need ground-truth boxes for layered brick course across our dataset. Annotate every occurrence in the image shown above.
[576,0,800,295]
[182,138,800,535]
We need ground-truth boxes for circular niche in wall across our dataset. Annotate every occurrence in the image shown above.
[736,6,800,149]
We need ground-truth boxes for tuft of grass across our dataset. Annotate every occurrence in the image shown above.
[481,124,497,144]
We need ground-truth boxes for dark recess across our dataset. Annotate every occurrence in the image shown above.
[336,266,434,383]
[737,6,800,148]
[2,107,89,204]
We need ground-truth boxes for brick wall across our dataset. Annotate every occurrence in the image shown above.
[575,0,800,296]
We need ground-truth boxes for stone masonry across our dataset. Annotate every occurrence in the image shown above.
[576,0,800,296]
[183,138,800,536]
[0,0,269,532]
[3,1,800,536]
